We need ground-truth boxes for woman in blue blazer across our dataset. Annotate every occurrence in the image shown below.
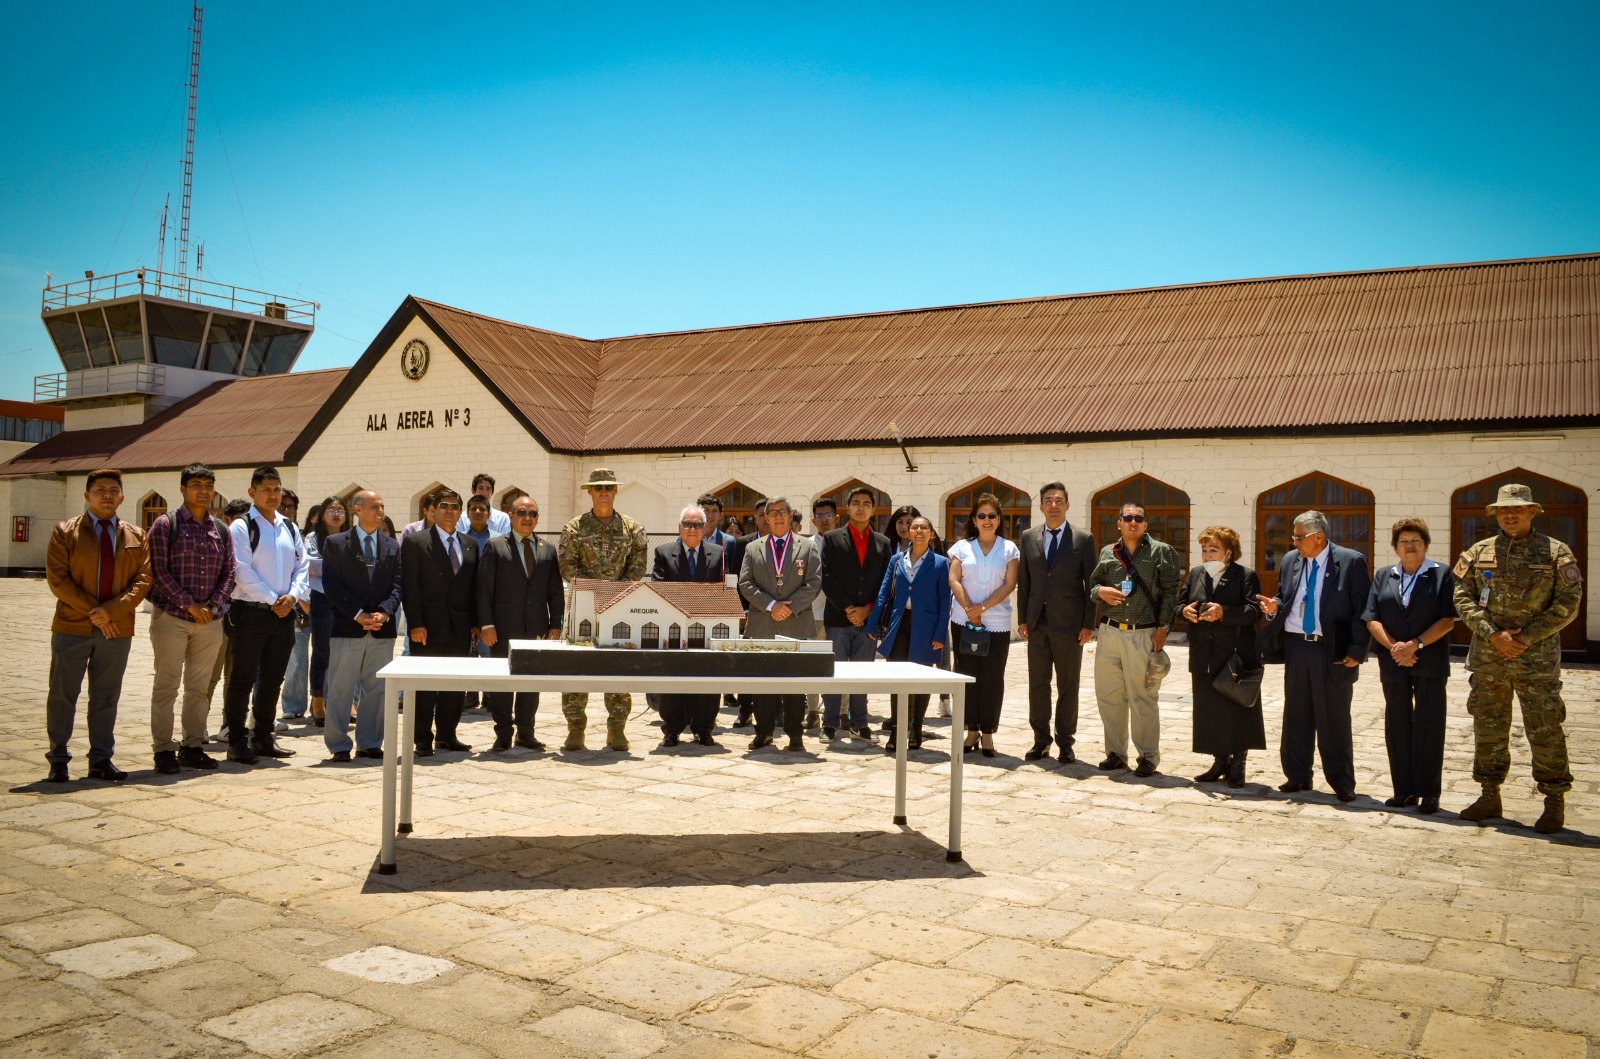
[867,515,952,752]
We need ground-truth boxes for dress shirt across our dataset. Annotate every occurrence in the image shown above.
[949,536,1020,632]
[230,506,310,604]
[849,524,870,566]
[88,513,119,600]
[149,506,234,619]
[354,525,381,564]
[486,507,511,536]
[435,526,465,568]
[512,532,538,575]
[306,532,326,594]
[463,526,492,553]
[1043,523,1065,564]
[400,518,429,540]
[765,533,796,611]
[1285,545,1328,636]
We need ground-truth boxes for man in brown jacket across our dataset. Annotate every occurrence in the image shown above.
[44,468,152,782]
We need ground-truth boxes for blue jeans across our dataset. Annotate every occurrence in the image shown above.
[823,625,876,728]
[280,616,312,716]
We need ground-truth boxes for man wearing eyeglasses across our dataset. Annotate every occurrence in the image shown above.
[650,505,726,747]
[478,495,563,752]
[1258,510,1372,801]
[1090,502,1182,777]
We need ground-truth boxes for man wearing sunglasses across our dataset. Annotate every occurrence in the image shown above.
[1090,502,1182,777]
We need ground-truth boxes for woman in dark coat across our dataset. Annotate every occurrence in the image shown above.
[1178,525,1265,788]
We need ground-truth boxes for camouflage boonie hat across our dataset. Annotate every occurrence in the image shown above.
[583,468,620,488]
[1484,483,1543,514]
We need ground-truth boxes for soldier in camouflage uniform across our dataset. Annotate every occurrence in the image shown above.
[558,468,649,751]
[1452,483,1584,833]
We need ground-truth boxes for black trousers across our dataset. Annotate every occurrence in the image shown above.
[754,694,804,741]
[661,695,719,738]
[487,638,540,741]
[1383,673,1447,800]
[224,604,297,745]
[882,622,931,737]
[953,623,1011,733]
[412,636,470,747]
[1026,621,1084,749]
[1280,636,1356,790]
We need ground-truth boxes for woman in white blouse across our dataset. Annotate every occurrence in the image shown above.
[947,493,1020,756]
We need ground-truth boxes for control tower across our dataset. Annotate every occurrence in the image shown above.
[35,269,316,428]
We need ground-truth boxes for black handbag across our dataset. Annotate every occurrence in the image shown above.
[957,623,991,656]
[1212,652,1264,708]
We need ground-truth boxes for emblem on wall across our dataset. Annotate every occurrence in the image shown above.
[400,339,430,381]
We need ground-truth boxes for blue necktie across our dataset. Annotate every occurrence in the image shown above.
[1045,528,1059,568]
[1303,559,1319,636]
[687,548,698,581]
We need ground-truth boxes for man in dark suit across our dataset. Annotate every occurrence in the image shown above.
[320,490,403,761]
[477,494,563,752]
[819,486,893,740]
[650,504,726,747]
[739,497,822,751]
[1015,482,1098,763]
[400,487,480,755]
[1259,509,1373,800]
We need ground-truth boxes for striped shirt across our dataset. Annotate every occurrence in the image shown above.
[148,507,236,620]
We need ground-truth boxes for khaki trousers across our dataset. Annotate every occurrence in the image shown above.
[1094,625,1161,765]
[149,609,226,752]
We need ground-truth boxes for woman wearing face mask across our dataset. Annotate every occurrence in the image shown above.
[1178,525,1264,787]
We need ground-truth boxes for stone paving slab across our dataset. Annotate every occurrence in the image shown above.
[0,577,1596,1057]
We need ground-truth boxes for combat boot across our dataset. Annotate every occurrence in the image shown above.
[1533,794,1564,834]
[562,720,586,752]
[605,719,629,752]
[1458,785,1502,822]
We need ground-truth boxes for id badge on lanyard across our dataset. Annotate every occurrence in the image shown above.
[1479,571,1492,608]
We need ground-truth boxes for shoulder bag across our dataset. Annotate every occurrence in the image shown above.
[958,622,991,656]
[1212,652,1264,708]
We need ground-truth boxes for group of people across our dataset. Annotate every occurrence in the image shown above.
[41,463,1582,832]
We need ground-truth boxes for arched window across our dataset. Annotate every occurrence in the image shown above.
[946,477,1032,543]
[414,481,448,523]
[578,619,593,640]
[667,623,682,649]
[1093,475,1192,570]
[141,493,168,530]
[498,487,528,514]
[611,622,631,641]
[641,622,661,649]
[1257,472,1374,595]
[208,492,227,515]
[687,622,706,648]
[1450,469,1587,652]
[817,479,894,535]
[710,481,764,534]
[712,623,731,639]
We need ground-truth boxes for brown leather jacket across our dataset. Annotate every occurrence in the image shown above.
[46,514,153,637]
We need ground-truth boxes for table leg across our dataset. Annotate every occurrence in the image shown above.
[399,682,416,834]
[893,692,908,825]
[379,680,399,874]
[947,682,965,863]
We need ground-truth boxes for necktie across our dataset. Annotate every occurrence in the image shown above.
[363,533,377,579]
[1045,528,1059,568]
[687,548,698,581]
[1303,559,1320,636]
[97,521,115,601]
[447,537,461,573]
[521,536,535,577]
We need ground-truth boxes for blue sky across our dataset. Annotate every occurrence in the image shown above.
[2,2,1596,391]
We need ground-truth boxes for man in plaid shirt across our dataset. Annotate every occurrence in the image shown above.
[147,463,235,774]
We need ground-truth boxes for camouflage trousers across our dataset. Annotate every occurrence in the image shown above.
[1465,667,1572,796]
[561,692,631,728]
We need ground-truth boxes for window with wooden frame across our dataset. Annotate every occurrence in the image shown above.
[816,479,895,535]
[1093,474,1192,570]
[945,477,1032,543]
[710,481,764,535]
[1256,472,1374,596]
[141,493,168,530]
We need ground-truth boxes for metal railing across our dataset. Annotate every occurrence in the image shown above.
[34,363,167,402]
[41,268,316,325]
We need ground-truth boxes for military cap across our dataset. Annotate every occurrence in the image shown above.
[583,467,620,488]
[1485,483,1544,514]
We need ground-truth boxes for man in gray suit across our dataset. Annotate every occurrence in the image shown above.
[478,494,563,752]
[738,497,823,752]
[1016,482,1099,764]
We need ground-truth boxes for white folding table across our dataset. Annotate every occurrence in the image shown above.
[373,657,973,874]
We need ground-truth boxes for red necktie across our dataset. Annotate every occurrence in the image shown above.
[98,521,115,602]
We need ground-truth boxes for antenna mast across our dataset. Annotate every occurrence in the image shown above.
[156,194,170,278]
[176,3,202,294]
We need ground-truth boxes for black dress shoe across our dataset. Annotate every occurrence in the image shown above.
[1097,753,1126,771]
[964,742,979,754]
[1277,780,1311,793]
[785,737,805,752]
[1024,743,1050,761]
[1335,787,1357,803]
[1418,797,1440,815]
[515,738,546,751]
[251,739,296,758]
[660,734,681,748]
[1058,749,1076,765]
[438,738,472,752]
[1384,794,1420,808]
[154,751,181,775]
[179,747,219,770]
[356,748,384,759]
[748,735,774,751]
[695,732,717,747]
[87,762,128,781]
[227,744,258,765]
[490,738,512,752]
[414,745,435,757]
[1134,757,1158,778]
[982,747,996,758]
[329,751,352,762]
[45,763,69,783]
[733,716,753,729]
[908,732,923,751]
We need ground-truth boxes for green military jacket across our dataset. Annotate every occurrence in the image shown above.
[1090,535,1182,628]
[558,510,648,583]
[1452,529,1583,670]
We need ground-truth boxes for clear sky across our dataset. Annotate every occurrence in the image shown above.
[2,2,1597,393]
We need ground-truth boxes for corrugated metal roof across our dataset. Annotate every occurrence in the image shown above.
[0,368,348,476]
[411,253,1598,452]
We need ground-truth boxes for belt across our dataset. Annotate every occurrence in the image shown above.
[233,599,275,610]
[1100,618,1157,631]
[1294,632,1323,642]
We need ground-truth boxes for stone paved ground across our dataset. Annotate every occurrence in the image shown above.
[0,576,1595,1059]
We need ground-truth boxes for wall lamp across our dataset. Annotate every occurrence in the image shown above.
[888,421,918,473]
